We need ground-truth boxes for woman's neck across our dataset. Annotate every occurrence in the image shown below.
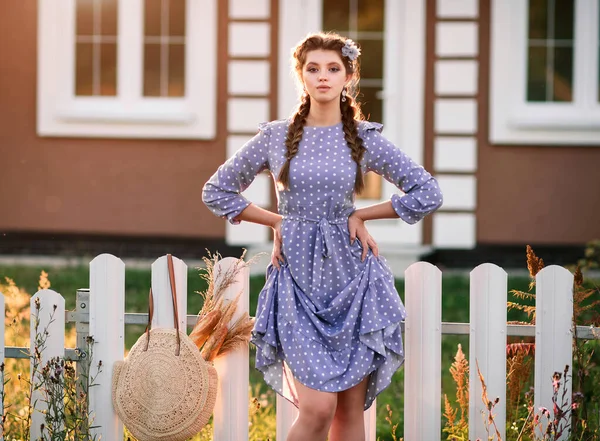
[305,100,342,127]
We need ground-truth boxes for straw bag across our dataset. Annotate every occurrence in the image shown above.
[112,254,218,441]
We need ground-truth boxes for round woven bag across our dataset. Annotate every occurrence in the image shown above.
[111,255,218,441]
[112,328,218,441]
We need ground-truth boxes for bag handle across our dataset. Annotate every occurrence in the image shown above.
[144,254,182,356]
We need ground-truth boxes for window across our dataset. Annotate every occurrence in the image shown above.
[75,0,118,96]
[38,0,217,139]
[143,0,186,97]
[323,0,385,199]
[490,0,600,145]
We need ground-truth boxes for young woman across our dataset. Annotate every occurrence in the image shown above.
[203,32,443,441]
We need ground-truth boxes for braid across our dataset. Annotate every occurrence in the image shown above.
[277,94,311,191]
[341,95,366,194]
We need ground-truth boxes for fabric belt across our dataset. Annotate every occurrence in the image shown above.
[283,214,348,292]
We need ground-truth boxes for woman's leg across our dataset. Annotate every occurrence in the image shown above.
[286,379,338,441]
[328,376,370,441]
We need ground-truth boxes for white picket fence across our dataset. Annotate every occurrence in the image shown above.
[0,254,595,441]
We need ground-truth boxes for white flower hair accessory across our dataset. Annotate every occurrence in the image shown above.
[341,39,361,61]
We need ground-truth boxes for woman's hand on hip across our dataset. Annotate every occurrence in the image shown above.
[271,217,284,269]
[348,212,379,262]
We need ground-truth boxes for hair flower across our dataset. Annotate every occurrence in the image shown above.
[341,39,361,61]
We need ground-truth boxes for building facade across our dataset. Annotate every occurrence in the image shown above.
[1,0,599,269]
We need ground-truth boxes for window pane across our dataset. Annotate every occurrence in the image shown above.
[528,0,547,39]
[144,44,162,96]
[357,0,384,32]
[322,0,350,33]
[553,0,574,40]
[76,0,95,36]
[75,0,118,96]
[100,43,118,95]
[553,47,573,101]
[357,39,383,79]
[144,0,187,97]
[358,86,383,122]
[169,0,186,36]
[168,44,185,96]
[527,46,547,101]
[357,172,382,200]
[75,43,94,96]
[526,0,574,102]
[145,0,162,36]
[100,0,118,36]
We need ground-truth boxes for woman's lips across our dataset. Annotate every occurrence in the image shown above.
[317,86,331,92]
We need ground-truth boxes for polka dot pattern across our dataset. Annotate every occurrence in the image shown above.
[202,119,443,410]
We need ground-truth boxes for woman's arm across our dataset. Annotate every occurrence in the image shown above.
[233,203,281,228]
[352,200,398,221]
[234,204,285,269]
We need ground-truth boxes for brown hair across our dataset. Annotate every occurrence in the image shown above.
[277,32,366,194]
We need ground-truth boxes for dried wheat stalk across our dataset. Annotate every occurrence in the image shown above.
[192,250,263,361]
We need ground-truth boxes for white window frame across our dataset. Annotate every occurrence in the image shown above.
[38,0,217,139]
[490,0,600,145]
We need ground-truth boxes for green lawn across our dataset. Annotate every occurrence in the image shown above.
[0,263,537,440]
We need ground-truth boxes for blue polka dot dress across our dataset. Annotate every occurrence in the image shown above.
[202,120,443,410]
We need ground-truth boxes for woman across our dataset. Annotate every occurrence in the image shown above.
[203,32,442,441]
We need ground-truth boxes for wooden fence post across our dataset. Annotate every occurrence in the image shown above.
[404,262,442,440]
[534,265,573,441]
[89,254,125,441]
[469,263,507,440]
[213,257,250,441]
[30,289,65,441]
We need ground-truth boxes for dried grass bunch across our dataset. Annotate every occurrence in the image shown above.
[190,250,260,361]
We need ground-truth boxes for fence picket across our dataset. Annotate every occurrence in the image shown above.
[404,262,442,441]
[89,254,125,441]
[276,395,298,441]
[364,398,377,441]
[30,289,65,441]
[213,257,250,441]
[534,265,574,440]
[469,263,507,440]
[150,255,188,330]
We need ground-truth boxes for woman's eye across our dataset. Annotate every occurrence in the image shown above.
[308,67,318,73]
[330,67,340,72]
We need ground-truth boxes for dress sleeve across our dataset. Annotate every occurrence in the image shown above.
[361,122,443,225]
[202,122,271,225]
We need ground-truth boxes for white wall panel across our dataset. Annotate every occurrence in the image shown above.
[230,0,270,19]
[435,99,477,134]
[435,60,478,95]
[437,0,478,18]
[227,221,269,245]
[228,98,270,133]
[436,22,478,57]
[229,61,270,95]
[229,23,271,57]
[434,137,477,172]
[433,213,476,248]
[435,175,477,210]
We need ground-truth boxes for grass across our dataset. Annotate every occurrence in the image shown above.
[0,262,534,440]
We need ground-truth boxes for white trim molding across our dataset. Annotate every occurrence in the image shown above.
[490,0,600,145]
[38,0,217,139]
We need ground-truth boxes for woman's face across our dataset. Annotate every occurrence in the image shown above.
[302,49,351,104]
